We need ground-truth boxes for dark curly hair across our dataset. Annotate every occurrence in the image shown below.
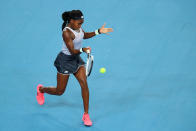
[61,10,83,30]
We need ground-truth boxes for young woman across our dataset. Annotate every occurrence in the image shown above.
[36,10,113,126]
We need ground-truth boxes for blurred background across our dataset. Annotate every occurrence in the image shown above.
[0,0,196,131]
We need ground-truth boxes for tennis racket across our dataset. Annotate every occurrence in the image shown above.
[86,49,94,77]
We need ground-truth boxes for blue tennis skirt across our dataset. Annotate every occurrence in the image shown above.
[54,52,85,75]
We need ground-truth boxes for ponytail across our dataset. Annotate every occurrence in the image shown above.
[62,11,71,31]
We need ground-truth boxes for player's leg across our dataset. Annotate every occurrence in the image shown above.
[74,66,92,126]
[39,73,69,95]
[74,66,89,113]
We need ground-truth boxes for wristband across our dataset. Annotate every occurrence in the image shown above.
[98,29,101,34]
[80,48,83,53]
[95,29,100,35]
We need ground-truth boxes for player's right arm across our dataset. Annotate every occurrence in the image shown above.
[63,29,91,54]
[63,30,80,55]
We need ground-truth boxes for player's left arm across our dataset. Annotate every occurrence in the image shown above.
[82,30,96,39]
[82,23,113,39]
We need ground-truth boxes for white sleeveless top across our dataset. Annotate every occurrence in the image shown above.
[61,27,84,55]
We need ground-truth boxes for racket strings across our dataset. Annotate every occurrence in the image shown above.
[86,54,94,77]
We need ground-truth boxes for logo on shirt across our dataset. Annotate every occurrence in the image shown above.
[64,71,68,74]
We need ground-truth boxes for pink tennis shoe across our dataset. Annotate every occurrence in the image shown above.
[82,113,92,126]
[36,84,45,105]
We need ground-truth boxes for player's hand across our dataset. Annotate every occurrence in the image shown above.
[99,23,113,35]
[83,47,91,54]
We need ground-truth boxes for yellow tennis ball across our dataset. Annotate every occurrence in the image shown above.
[100,67,106,73]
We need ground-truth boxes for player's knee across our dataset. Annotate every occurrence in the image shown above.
[56,88,65,96]
[78,78,87,87]
[56,91,64,96]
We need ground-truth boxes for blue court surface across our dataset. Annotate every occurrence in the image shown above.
[0,0,196,131]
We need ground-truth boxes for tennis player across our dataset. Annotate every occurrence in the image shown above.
[36,10,113,126]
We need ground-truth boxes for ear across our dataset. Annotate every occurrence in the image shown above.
[69,19,73,24]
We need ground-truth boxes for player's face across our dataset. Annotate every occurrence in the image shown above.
[72,19,84,30]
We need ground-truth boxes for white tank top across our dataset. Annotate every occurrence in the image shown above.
[61,27,84,55]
